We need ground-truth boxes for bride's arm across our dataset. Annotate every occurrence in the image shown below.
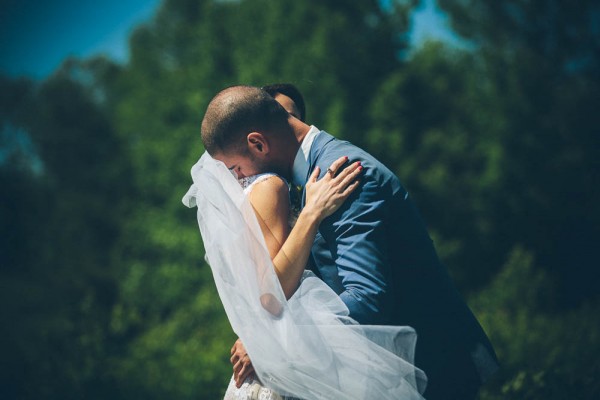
[249,156,362,299]
[232,157,361,386]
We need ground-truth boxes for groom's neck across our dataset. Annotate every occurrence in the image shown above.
[290,118,311,145]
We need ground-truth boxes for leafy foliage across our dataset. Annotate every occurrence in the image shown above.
[1,0,598,398]
[471,247,600,399]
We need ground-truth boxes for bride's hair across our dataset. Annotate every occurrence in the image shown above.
[201,85,290,156]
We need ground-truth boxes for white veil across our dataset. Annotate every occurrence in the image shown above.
[183,152,427,399]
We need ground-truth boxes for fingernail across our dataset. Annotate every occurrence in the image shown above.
[359,166,363,171]
[345,156,349,160]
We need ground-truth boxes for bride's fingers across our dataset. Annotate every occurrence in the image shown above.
[333,161,360,181]
[233,361,244,385]
[233,359,242,374]
[336,162,363,189]
[341,180,361,197]
[308,166,320,184]
[236,362,254,387]
[326,156,349,178]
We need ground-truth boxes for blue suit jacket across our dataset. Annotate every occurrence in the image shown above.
[303,131,498,392]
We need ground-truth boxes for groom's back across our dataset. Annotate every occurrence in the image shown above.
[308,131,498,397]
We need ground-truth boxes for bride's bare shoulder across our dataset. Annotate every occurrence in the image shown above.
[249,174,287,194]
[248,175,291,247]
[248,175,289,205]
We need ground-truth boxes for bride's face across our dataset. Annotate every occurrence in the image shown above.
[214,151,268,180]
[213,130,291,179]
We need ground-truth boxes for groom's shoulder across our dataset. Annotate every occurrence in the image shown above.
[315,132,404,196]
[317,131,373,161]
[318,132,397,177]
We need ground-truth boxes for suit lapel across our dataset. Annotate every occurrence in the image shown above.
[304,131,336,183]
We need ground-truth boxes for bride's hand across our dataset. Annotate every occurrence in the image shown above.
[304,156,363,222]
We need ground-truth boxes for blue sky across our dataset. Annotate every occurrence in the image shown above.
[1,0,160,78]
[0,0,457,79]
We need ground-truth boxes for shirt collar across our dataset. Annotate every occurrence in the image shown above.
[292,125,320,185]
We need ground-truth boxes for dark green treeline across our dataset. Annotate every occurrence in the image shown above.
[1,0,598,398]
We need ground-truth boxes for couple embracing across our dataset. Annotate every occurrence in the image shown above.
[183,85,498,399]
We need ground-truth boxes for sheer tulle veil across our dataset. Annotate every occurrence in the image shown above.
[183,152,427,399]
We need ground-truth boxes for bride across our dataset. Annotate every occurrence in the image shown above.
[183,150,426,399]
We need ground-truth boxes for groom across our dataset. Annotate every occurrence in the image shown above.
[201,85,498,400]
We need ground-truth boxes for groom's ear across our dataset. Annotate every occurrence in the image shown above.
[247,132,269,155]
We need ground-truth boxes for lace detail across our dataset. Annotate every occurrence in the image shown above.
[239,173,300,227]
[238,173,283,192]
[223,375,300,400]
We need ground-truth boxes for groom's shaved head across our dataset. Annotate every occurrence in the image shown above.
[201,85,290,155]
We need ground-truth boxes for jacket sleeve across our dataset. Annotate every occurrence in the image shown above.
[318,168,395,324]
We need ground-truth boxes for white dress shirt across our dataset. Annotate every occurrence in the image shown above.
[292,125,321,185]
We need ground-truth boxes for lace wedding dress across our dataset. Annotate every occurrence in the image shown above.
[223,375,291,400]
[223,173,295,400]
[183,153,427,400]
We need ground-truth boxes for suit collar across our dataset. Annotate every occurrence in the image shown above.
[292,125,320,185]
[305,130,336,183]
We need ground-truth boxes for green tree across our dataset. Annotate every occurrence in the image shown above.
[1,60,130,398]
[367,42,507,290]
[436,0,600,304]
[471,247,600,399]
